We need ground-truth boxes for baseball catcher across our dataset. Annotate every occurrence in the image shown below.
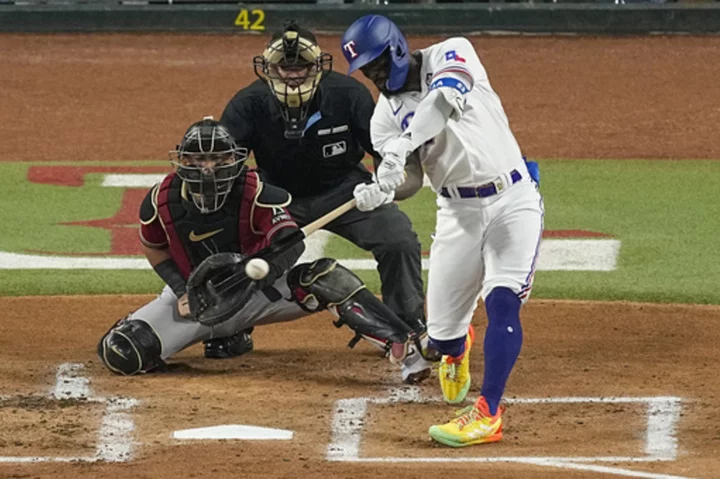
[97,117,432,383]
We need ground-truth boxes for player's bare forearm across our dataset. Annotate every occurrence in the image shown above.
[142,243,173,268]
[395,152,424,201]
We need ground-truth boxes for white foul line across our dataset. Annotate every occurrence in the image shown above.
[0,362,139,463]
[518,459,695,479]
[327,387,690,479]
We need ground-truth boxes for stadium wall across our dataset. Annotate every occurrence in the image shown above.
[1,3,720,35]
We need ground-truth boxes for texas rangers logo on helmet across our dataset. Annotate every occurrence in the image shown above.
[343,40,359,59]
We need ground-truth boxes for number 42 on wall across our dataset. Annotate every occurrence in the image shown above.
[234,9,265,31]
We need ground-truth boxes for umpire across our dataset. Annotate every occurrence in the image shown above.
[219,21,426,338]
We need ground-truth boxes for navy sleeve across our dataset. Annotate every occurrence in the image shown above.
[220,95,255,150]
[351,83,381,163]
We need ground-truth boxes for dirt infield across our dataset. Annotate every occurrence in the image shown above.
[2,33,720,479]
[1,297,719,478]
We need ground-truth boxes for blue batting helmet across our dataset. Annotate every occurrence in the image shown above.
[341,15,409,92]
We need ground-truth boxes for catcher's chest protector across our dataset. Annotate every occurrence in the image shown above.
[156,173,259,276]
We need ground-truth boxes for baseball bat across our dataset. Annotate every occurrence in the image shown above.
[300,197,357,237]
[214,198,358,296]
[258,198,357,260]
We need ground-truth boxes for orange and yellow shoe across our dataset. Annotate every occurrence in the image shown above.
[428,396,504,447]
[438,326,475,404]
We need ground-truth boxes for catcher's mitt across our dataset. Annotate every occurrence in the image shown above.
[185,253,258,326]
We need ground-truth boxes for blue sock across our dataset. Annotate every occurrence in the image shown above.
[481,287,523,415]
[429,335,466,358]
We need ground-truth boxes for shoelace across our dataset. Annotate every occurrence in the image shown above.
[452,405,481,428]
[444,361,457,380]
[443,353,465,380]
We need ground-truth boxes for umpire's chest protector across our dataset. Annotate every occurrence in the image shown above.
[156,173,260,275]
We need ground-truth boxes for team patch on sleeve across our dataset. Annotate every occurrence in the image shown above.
[249,180,297,241]
[444,50,466,63]
[270,207,293,226]
[432,47,475,87]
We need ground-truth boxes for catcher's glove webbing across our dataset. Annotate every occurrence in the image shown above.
[186,253,257,326]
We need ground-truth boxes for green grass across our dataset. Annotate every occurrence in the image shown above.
[0,163,120,254]
[1,160,719,303]
[0,270,164,296]
[325,159,720,304]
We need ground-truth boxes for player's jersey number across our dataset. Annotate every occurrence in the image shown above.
[234,9,265,31]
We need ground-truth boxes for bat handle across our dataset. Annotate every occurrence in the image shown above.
[300,198,357,237]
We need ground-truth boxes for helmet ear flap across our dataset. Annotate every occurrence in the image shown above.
[341,15,409,92]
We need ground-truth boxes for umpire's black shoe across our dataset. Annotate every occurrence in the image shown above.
[204,328,254,359]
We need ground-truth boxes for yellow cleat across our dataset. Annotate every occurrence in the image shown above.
[438,326,475,404]
[428,396,504,447]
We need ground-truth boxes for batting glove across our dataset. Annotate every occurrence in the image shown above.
[377,137,414,193]
[353,183,395,212]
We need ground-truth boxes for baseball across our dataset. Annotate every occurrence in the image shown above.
[245,258,270,280]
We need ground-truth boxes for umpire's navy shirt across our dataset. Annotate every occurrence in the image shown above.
[220,71,378,198]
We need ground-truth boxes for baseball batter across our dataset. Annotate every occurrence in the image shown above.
[342,15,544,447]
[96,117,431,381]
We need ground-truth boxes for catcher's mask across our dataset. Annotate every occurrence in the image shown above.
[253,21,332,140]
[169,117,248,214]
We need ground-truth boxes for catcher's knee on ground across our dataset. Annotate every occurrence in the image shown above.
[287,258,421,355]
[97,318,164,376]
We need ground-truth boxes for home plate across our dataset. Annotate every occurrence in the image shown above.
[173,425,294,440]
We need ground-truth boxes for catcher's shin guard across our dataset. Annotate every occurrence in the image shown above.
[97,317,165,376]
[334,288,410,345]
[288,258,420,356]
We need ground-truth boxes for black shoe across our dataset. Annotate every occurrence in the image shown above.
[204,328,254,359]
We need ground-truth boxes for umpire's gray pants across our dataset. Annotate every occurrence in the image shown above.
[286,168,425,323]
[129,275,310,360]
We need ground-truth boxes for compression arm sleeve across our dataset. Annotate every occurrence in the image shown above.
[153,259,187,297]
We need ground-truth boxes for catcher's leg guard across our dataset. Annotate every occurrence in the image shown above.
[288,258,424,360]
[97,317,165,376]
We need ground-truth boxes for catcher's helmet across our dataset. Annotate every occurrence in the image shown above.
[253,21,332,140]
[169,117,248,214]
[341,15,409,93]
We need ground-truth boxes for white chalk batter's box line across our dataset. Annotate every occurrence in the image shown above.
[327,387,689,479]
[0,363,139,463]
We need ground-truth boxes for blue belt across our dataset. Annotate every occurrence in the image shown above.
[440,170,522,199]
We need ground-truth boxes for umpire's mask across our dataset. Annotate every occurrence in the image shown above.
[254,21,332,140]
[169,117,248,214]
